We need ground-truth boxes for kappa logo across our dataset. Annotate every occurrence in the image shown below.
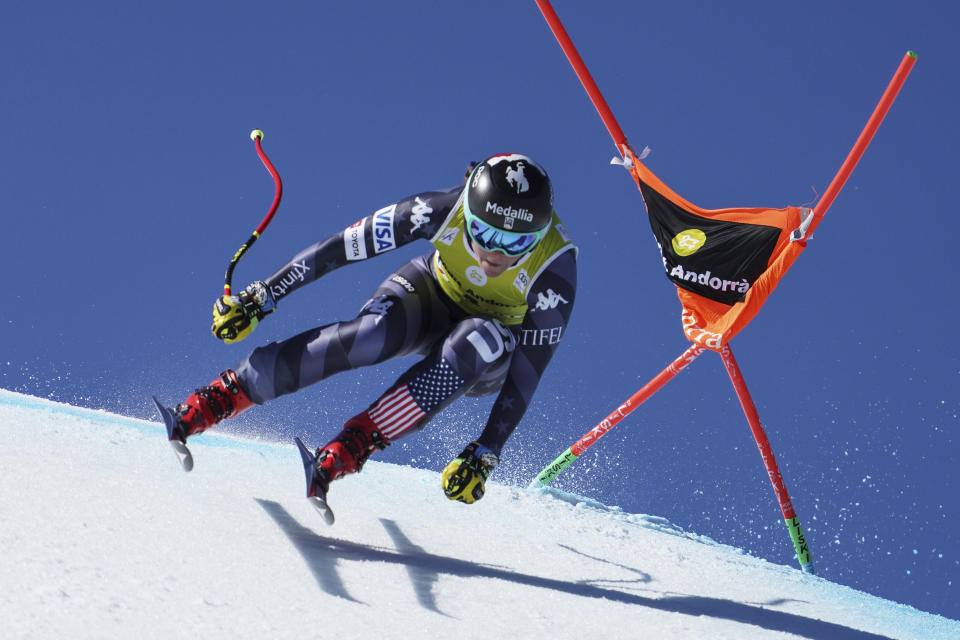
[361,295,393,324]
[672,229,707,256]
[534,288,568,311]
[372,205,397,254]
[343,219,367,261]
[410,197,432,232]
[505,162,530,194]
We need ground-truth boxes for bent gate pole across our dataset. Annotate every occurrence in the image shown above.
[808,51,917,235]
[533,0,627,150]
[719,345,814,572]
[533,344,705,485]
[529,1,913,573]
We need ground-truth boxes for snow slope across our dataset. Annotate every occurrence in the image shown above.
[1,389,956,640]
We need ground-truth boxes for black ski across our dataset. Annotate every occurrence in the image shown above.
[152,396,194,472]
[294,437,335,525]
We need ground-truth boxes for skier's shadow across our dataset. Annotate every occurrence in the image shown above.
[256,499,892,640]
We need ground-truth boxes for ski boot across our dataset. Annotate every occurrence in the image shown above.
[295,413,387,525]
[153,369,254,471]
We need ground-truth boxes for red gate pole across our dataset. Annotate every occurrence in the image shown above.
[532,344,705,485]
[808,51,917,235]
[533,0,628,149]
[720,345,814,572]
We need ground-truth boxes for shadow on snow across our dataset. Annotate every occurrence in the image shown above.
[256,499,891,640]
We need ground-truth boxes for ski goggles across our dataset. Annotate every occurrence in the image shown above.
[462,204,547,257]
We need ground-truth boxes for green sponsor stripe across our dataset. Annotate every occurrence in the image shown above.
[534,447,579,485]
[785,516,814,572]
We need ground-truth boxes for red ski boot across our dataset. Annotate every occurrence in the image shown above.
[315,413,387,487]
[153,370,255,471]
[173,369,255,440]
[294,413,387,524]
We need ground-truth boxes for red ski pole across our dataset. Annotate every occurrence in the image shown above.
[223,129,284,297]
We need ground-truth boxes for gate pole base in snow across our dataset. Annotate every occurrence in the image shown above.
[720,345,815,573]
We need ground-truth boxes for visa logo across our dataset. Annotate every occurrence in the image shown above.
[373,205,397,254]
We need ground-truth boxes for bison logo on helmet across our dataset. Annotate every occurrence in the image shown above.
[505,162,530,194]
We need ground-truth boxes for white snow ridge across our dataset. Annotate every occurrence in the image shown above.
[1,389,956,640]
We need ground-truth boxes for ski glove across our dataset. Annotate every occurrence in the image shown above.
[211,281,276,344]
[442,442,499,504]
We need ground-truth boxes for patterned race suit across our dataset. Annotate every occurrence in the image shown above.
[234,184,577,457]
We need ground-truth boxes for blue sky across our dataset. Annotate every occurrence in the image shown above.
[3,0,958,621]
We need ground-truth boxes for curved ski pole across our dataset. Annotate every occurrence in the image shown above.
[223,129,284,297]
[533,344,705,486]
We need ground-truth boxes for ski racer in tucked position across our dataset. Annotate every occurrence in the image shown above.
[154,153,577,517]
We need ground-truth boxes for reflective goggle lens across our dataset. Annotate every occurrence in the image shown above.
[463,207,546,257]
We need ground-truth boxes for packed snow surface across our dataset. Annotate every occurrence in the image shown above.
[1,389,956,639]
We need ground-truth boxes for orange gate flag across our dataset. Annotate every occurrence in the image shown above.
[620,147,814,350]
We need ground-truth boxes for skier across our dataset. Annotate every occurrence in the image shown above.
[155,153,577,508]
